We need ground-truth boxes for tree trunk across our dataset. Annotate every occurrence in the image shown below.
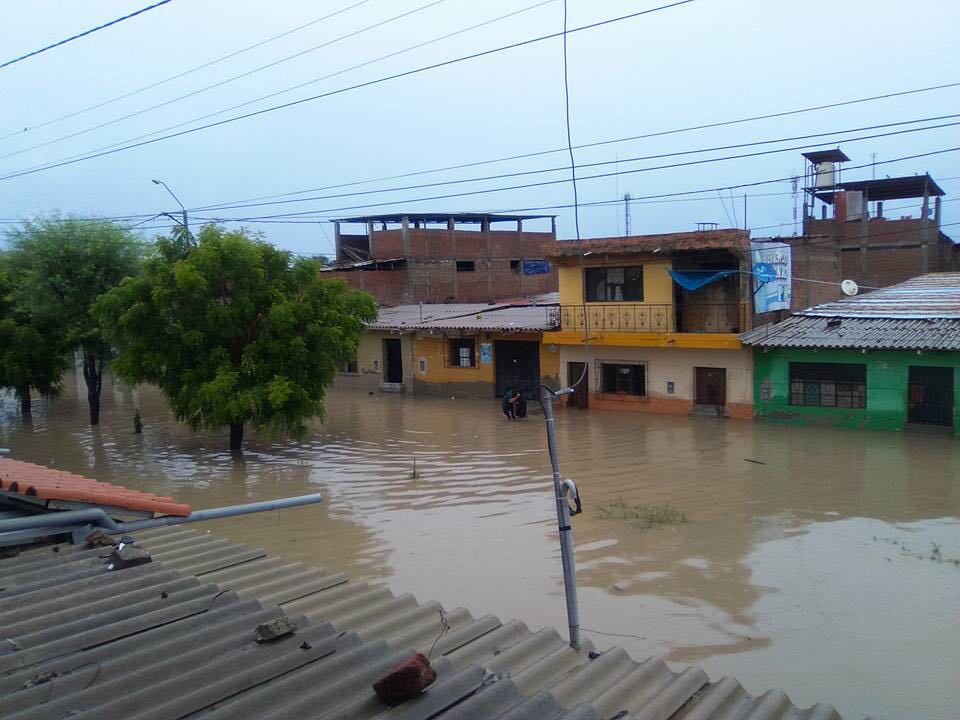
[82,352,103,426]
[17,387,32,416]
[230,423,244,453]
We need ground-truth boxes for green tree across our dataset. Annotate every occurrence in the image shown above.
[95,226,376,452]
[0,256,69,414]
[4,217,144,425]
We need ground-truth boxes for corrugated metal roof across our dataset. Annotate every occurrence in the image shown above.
[370,302,560,332]
[0,527,843,720]
[741,316,960,350]
[796,273,960,320]
[0,458,191,517]
[741,273,960,350]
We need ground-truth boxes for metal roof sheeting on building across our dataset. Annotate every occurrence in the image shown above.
[370,301,560,332]
[0,527,843,720]
[741,273,960,350]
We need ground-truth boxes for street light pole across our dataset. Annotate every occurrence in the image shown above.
[151,178,189,237]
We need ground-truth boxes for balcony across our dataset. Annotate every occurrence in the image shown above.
[559,303,741,334]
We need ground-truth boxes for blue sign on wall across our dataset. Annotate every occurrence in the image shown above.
[522,260,552,275]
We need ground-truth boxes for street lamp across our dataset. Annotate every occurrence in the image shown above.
[151,178,189,237]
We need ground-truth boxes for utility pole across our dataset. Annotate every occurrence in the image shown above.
[623,193,631,236]
[151,178,190,240]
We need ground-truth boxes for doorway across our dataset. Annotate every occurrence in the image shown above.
[908,366,954,427]
[494,340,540,398]
[383,338,403,384]
[694,367,727,406]
[568,362,589,409]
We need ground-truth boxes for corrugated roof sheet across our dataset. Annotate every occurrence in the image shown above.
[370,302,560,332]
[0,527,842,720]
[796,273,960,319]
[544,230,749,258]
[741,316,960,350]
[0,458,191,517]
[741,273,960,350]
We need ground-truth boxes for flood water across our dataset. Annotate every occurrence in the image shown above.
[2,372,959,720]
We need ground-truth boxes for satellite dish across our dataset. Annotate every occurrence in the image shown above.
[841,279,859,296]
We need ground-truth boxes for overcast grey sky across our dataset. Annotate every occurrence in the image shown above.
[1,0,958,255]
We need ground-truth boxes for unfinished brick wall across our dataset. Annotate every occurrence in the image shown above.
[805,217,950,289]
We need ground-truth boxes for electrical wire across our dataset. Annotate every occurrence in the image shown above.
[0,0,174,71]
[0,1,697,183]
[186,110,960,215]
[0,0,375,141]
[0,0,559,174]
[203,144,960,222]
[0,0,453,162]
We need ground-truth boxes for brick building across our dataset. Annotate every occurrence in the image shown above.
[322,212,558,305]
[793,149,955,295]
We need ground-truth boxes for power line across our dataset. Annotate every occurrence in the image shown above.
[0,1,697,183]
[0,0,453,162]
[189,115,960,214]
[178,80,960,212]
[0,0,175,71]
[198,138,960,222]
[0,0,558,174]
[0,0,375,142]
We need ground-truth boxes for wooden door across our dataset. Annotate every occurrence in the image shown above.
[695,367,726,406]
[568,362,588,409]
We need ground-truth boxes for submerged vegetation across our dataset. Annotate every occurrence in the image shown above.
[595,498,687,529]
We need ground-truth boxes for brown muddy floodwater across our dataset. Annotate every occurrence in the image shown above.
[2,372,959,720]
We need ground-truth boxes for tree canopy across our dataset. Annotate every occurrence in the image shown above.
[0,256,69,414]
[95,226,376,452]
[3,217,144,424]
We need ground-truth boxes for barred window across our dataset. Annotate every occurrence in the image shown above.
[789,362,866,408]
[601,363,646,396]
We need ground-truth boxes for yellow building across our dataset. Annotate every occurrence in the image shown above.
[543,230,755,418]
[337,300,561,399]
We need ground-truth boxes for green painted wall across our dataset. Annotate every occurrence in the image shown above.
[753,348,960,433]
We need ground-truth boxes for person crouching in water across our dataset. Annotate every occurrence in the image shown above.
[502,387,521,420]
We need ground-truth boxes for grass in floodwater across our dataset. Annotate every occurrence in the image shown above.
[595,497,687,529]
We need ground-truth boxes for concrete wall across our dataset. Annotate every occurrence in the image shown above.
[558,345,753,418]
[335,330,415,393]
[411,331,560,398]
[753,347,960,433]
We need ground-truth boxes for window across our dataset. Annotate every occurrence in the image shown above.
[585,266,643,302]
[601,363,646,396]
[789,362,866,408]
[510,259,521,273]
[339,357,358,374]
[456,260,475,272]
[449,338,476,367]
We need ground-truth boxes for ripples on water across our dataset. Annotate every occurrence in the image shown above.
[1,374,959,720]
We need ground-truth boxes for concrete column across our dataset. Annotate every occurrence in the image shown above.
[484,219,492,302]
[367,221,376,258]
[551,217,557,237]
[517,219,523,231]
[401,215,410,257]
[920,188,932,274]
[934,195,942,224]
[334,222,342,262]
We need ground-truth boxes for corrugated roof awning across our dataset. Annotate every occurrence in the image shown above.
[668,269,738,292]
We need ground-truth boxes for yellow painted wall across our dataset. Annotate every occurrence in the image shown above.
[413,334,493,385]
[556,258,673,305]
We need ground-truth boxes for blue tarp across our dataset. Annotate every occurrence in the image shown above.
[667,269,738,292]
[522,259,552,275]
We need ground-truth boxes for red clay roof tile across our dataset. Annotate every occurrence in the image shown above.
[0,458,191,516]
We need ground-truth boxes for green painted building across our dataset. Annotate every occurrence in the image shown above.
[742,274,960,434]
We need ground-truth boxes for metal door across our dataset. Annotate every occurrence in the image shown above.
[383,338,403,384]
[695,367,727,406]
[494,341,540,398]
[908,366,954,426]
[568,362,588,409]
